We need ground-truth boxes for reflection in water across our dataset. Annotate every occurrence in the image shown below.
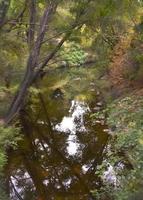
[5,76,109,200]
[10,171,35,199]
[6,99,109,200]
[102,163,117,187]
[55,100,89,156]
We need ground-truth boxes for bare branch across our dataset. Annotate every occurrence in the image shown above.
[0,0,27,30]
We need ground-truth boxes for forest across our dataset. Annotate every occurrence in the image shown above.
[0,0,143,199]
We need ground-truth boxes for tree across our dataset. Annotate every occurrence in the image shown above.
[1,0,93,124]
[0,0,140,124]
[0,0,10,27]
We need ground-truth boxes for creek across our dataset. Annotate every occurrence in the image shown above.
[5,66,110,200]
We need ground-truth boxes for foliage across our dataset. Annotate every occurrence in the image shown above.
[60,42,86,66]
[104,95,143,199]
[0,0,143,198]
[0,0,10,25]
[0,176,9,200]
[127,35,143,81]
[90,95,143,199]
[0,125,21,172]
[107,96,143,199]
[0,125,21,199]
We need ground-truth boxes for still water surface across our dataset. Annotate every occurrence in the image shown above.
[5,67,109,200]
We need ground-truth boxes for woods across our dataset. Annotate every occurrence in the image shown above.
[1,0,140,124]
[1,0,143,200]
[3,0,87,124]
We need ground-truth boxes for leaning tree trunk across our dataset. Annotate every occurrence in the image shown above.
[4,29,74,124]
[4,0,91,124]
[4,2,76,125]
[4,2,58,124]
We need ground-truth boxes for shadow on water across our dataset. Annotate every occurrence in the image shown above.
[5,67,109,200]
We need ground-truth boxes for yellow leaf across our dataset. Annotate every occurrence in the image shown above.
[38,3,44,9]
[138,138,143,145]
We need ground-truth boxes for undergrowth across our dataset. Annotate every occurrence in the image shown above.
[0,125,21,200]
[92,94,143,200]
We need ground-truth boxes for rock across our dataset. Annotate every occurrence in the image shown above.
[52,88,64,99]
[90,89,95,92]
[103,129,110,133]
[96,102,102,106]
[90,82,95,86]
[0,119,4,125]
[59,61,69,69]
[73,77,81,81]
[93,107,100,111]
[96,91,100,95]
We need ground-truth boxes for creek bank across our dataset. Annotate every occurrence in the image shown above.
[93,91,143,200]
[90,33,143,199]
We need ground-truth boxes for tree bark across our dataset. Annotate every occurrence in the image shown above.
[27,0,36,49]
[4,2,58,124]
[4,0,91,124]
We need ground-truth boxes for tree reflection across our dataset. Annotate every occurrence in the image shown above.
[6,98,109,200]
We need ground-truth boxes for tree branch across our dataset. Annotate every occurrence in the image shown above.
[27,0,36,49]
[5,2,58,124]
[0,0,27,30]
[4,1,91,125]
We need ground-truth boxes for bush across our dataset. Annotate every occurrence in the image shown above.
[0,125,20,170]
[60,42,87,66]
[106,96,143,199]
[91,95,143,199]
[0,125,21,199]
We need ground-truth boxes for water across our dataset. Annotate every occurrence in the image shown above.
[55,100,89,156]
[5,67,109,200]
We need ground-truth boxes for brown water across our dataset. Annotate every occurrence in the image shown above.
[5,67,109,200]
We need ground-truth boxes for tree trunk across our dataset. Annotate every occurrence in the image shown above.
[0,0,10,28]
[5,24,76,125]
[4,2,58,124]
[4,0,89,124]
